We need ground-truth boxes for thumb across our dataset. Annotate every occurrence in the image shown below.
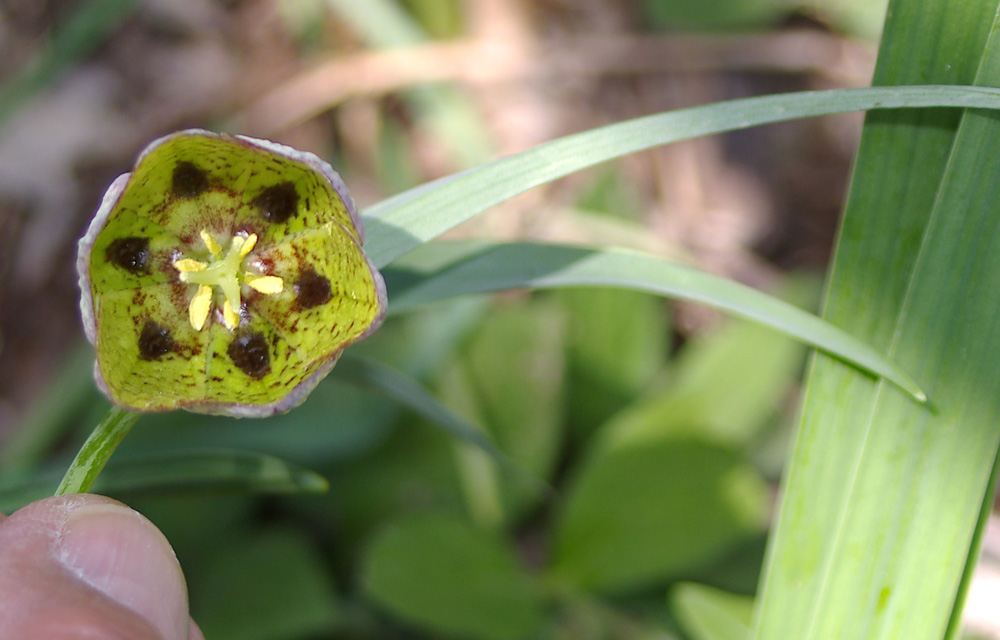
[0,494,194,640]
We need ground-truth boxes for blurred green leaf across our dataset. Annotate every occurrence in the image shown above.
[575,168,644,221]
[376,115,423,194]
[641,0,787,31]
[335,354,503,461]
[0,449,327,513]
[559,288,669,440]
[671,583,754,640]
[551,438,768,593]
[0,0,140,127]
[325,0,493,166]
[600,280,813,451]
[385,241,923,402]
[805,0,889,41]
[194,527,341,640]
[439,300,566,525]
[363,513,544,640]
[1,342,99,472]
[401,0,463,38]
[119,379,396,463]
[330,419,464,546]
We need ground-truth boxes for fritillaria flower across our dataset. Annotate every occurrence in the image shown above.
[77,130,386,417]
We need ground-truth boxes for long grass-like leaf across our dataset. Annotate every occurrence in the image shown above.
[333,354,502,460]
[384,241,925,402]
[0,449,327,513]
[0,0,140,127]
[363,85,1000,270]
[752,2,1000,639]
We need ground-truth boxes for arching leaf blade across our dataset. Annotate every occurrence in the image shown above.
[363,85,1000,270]
[383,241,925,403]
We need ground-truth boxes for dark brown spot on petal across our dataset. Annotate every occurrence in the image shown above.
[294,267,332,309]
[106,237,150,274]
[227,331,271,379]
[138,320,174,360]
[172,161,209,198]
[252,182,299,223]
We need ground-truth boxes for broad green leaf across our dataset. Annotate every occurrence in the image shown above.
[329,419,464,546]
[0,449,326,514]
[384,241,924,403]
[752,2,1000,639]
[193,527,341,640]
[437,300,566,525]
[550,438,768,593]
[671,582,754,640]
[559,287,668,440]
[362,513,544,640]
[600,280,812,450]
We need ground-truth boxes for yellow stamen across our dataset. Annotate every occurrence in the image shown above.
[245,274,284,294]
[223,299,240,329]
[200,229,222,256]
[174,258,208,273]
[240,233,258,257]
[189,284,213,331]
[173,229,283,331]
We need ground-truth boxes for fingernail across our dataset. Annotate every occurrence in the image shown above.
[57,502,189,640]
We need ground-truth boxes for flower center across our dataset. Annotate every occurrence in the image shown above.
[173,229,283,331]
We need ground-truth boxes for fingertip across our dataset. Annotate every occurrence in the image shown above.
[57,499,190,640]
[190,618,206,640]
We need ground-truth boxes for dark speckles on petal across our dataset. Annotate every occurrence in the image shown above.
[294,267,332,309]
[171,161,209,198]
[252,181,299,223]
[106,237,150,274]
[228,331,271,379]
[138,320,174,360]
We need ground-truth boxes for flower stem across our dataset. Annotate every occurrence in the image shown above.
[54,406,140,495]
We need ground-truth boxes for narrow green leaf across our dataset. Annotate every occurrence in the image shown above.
[671,582,754,640]
[0,342,98,472]
[0,449,327,513]
[333,354,503,462]
[363,513,545,640]
[122,379,397,463]
[0,0,140,127]
[753,2,1000,639]
[384,241,925,402]
[363,85,1000,270]
[92,449,329,496]
[324,0,493,166]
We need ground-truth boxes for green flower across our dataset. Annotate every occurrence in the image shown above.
[77,130,386,417]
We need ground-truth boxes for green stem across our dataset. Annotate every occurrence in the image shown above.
[54,406,140,495]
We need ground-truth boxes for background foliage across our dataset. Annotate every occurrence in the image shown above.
[1,1,999,639]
